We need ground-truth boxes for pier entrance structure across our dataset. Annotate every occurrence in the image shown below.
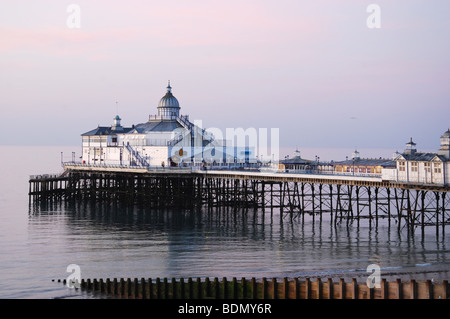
[29,165,450,234]
[81,82,256,168]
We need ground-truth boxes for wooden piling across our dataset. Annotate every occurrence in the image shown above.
[65,276,450,299]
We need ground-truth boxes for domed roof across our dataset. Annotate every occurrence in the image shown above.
[442,129,450,138]
[158,82,180,109]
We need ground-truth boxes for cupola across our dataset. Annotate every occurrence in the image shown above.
[157,81,180,119]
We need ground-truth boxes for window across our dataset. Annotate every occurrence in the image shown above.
[398,161,406,172]
[434,163,442,174]
[411,162,418,172]
[424,162,431,173]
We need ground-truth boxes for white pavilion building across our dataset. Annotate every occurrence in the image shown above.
[388,130,450,184]
[81,82,256,167]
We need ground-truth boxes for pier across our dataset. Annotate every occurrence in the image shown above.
[29,164,450,234]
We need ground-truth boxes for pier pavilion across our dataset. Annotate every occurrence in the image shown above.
[386,130,450,184]
[81,82,257,168]
[333,150,395,175]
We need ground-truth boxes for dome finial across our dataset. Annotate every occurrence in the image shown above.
[167,80,172,93]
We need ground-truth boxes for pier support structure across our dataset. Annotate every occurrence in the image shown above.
[29,169,450,233]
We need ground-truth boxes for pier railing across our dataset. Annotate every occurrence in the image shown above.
[29,173,64,180]
[61,162,198,173]
[59,162,384,178]
[285,168,382,178]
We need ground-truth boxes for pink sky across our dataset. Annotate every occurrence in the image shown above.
[0,0,449,159]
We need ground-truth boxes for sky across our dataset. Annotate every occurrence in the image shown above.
[1,0,449,159]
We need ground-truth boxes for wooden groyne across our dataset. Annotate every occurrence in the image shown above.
[55,277,449,300]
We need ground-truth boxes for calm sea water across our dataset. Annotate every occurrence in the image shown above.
[0,146,449,299]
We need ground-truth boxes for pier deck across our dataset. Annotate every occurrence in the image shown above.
[29,164,450,233]
[54,163,449,190]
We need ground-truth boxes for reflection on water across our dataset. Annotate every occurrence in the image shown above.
[26,200,450,299]
[2,145,447,299]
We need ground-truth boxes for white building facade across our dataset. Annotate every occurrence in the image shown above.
[81,83,257,167]
[386,130,450,185]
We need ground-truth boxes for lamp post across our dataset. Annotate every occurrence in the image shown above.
[317,156,320,173]
[345,156,348,174]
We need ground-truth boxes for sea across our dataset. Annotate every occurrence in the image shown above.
[0,145,449,299]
